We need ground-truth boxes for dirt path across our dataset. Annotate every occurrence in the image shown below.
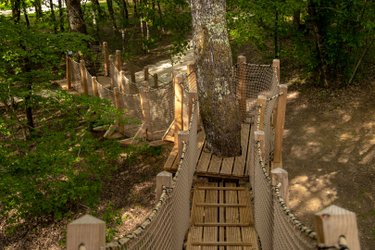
[283,83,375,249]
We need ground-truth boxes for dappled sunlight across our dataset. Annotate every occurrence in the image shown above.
[289,172,338,215]
[287,91,300,100]
[290,141,322,160]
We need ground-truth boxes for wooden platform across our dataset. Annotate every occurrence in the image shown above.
[163,123,252,179]
[186,182,259,250]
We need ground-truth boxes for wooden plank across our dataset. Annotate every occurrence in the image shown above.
[194,222,251,226]
[163,145,178,172]
[196,203,247,207]
[219,182,225,250]
[196,142,212,173]
[208,154,222,174]
[196,187,246,191]
[225,183,242,250]
[221,157,235,176]
[233,124,250,177]
[189,227,204,250]
[192,242,254,246]
[241,227,259,250]
[203,183,218,250]
[238,189,253,226]
[246,124,254,180]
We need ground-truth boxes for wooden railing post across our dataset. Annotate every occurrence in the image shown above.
[119,70,126,92]
[315,205,360,250]
[79,59,88,95]
[256,95,267,131]
[103,42,109,77]
[272,84,288,168]
[153,73,158,88]
[174,74,184,143]
[273,59,280,83]
[92,76,99,97]
[140,90,152,140]
[188,92,198,127]
[67,214,105,250]
[115,50,122,71]
[109,55,114,88]
[237,55,247,120]
[187,63,197,92]
[271,168,289,206]
[114,87,125,134]
[66,55,72,89]
[254,130,265,161]
[144,66,149,82]
[155,171,172,200]
[130,69,136,83]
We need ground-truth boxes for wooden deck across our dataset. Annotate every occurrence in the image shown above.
[164,123,252,179]
[186,182,259,250]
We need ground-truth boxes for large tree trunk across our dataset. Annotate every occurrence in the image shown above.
[11,0,21,23]
[66,0,87,33]
[49,0,58,33]
[33,0,43,20]
[190,0,241,157]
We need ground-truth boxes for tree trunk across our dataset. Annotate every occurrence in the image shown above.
[49,0,58,33]
[11,0,21,23]
[66,0,87,33]
[307,0,328,87]
[33,0,43,20]
[106,0,117,30]
[133,0,138,17]
[22,0,30,28]
[190,0,241,157]
[58,0,64,31]
[91,0,103,18]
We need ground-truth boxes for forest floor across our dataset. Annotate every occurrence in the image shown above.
[283,80,375,250]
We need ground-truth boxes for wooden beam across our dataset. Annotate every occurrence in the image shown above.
[92,76,99,97]
[315,205,360,250]
[115,50,122,71]
[153,73,158,88]
[67,214,105,250]
[195,203,247,207]
[237,55,247,120]
[272,59,280,83]
[193,222,251,227]
[272,84,288,168]
[79,59,88,95]
[191,241,254,246]
[256,95,267,131]
[144,66,149,82]
[114,87,124,134]
[271,167,289,206]
[140,90,152,140]
[109,55,114,88]
[155,171,172,200]
[174,74,184,142]
[103,42,109,77]
[195,187,246,191]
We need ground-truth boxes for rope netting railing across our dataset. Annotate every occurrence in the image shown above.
[103,101,199,250]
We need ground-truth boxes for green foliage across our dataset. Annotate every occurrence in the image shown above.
[0,90,128,232]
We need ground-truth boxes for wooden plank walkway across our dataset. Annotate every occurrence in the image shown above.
[163,123,252,179]
[186,182,259,250]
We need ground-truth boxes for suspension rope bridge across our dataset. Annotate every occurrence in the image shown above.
[64,42,360,250]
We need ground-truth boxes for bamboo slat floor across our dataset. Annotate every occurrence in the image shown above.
[186,182,259,250]
[163,123,252,179]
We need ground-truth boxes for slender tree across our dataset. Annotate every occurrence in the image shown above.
[66,0,87,33]
[58,0,64,31]
[106,0,117,29]
[190,0,241,156]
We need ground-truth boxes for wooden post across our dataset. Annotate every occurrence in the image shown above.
[177,130,189,159]
[315,205,360,250]
[174,74,184,143]
[119,70,125,92]
[155,171,172,200]
[144,66,149,82]
[103,42,109,77]
[237,55,247,120]
[115,50,122,71]
[66,55,72,89]
[114,87,125,134]
[67,214,105,250]
[254,130,265,161]
[92,76,99,97]
[188,92,198,127]
[187,63,197,92]
[140,90,152,140]
[256,95,267,131]
[153,73,158,88]
[272,59,280,83]
[130,69,136,83]
[272,84,288,168]
[271,168,289,206]
[109,55,114,88]
[79,59,88,95]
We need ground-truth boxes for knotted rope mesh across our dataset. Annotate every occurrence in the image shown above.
[249,68,318,249]
[105,102,199,250]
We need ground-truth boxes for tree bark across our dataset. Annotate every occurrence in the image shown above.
[11,0,21,23]
[66,0,87,33]
[190,0,241,157]
[33,0,43,20]
[58,0,64,31]
[49,0,58,33]
[106,0,117,30]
